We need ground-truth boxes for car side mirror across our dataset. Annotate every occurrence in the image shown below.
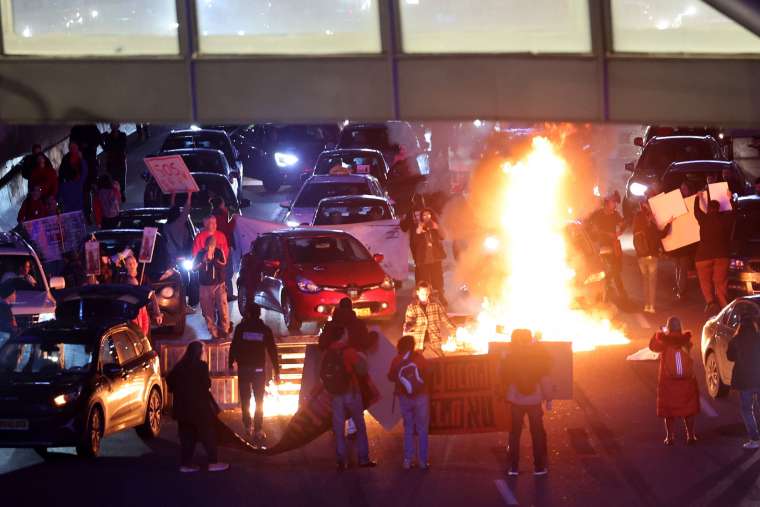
[625,162,634,172]
[633,137,644,147]
[103,363,123,378]
[49,276,65,290]
[373,253,384,263]
[239,198,251,209]
[280,201,291,209]
[264,259,280,269]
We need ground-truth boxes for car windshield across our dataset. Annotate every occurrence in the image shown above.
[179,152,225,174]
[315,153,385,179]
[0,338,93,375]
[287,236,371,264]
[0,254,44,291]
[113,215,167,229]
[162,133,232,161]
[662,170,724,193]
[165,178,236,210]
[339,125,419,151]
[270,125,335,144]
[637,140,722,176]
[294,182,371,208]
[314,202,391,225]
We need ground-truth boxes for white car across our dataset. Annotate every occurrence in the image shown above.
[282,174,386,227]
[311,195,396,226]
[0,232,65,330]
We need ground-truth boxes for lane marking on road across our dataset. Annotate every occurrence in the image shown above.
[634,313,651,329]
[494,479,519,506]
[699,395,719,417]
[691,450,760,507]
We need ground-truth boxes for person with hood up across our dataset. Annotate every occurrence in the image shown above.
[649,317,699,445]
[319,297,370,351]
[166,341,229,473]
[727,315,760,450]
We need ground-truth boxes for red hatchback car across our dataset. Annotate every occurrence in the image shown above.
[247,229,396,331]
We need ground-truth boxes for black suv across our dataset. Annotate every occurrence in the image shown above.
[0,286,164,457]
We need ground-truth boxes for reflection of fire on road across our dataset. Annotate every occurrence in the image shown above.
[249,380,301,418]
[444,136,629,353]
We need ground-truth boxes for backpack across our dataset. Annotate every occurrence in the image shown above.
[320,348,351,395]
[397,352,425,396]
[662,346,694,379]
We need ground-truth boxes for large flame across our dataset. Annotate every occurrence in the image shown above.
[445,136,629,353]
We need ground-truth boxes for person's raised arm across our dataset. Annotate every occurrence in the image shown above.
[694,193,706,223]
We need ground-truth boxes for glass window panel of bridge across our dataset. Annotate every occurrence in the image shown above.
[0,0,179,55]
[399,0,591,54]
[195,0,381,54]
[611,0,760,54]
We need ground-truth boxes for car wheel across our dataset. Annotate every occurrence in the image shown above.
[263,174,283,193]
[136,388,162,439]
[282,293,302,332]
[76,406,104,458]
[705,352,729,399]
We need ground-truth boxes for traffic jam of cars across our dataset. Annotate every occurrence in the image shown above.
[2,120,760,465]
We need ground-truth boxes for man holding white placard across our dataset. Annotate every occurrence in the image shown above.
[694,189,736,313]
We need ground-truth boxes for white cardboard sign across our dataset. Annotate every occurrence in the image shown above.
[144,155,200,194]
[661,194,701,252]
[648,190,687,230]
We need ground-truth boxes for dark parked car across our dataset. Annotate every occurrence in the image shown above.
[159,147,241,195]
[232,123,340,192]
[92,230,186,335]
[337,121,429,173]
[622,136,725,219]
[728,195,760,298]
[0,285,163,457]
[660,160,751,195]
[701,296,760,398]
[160,129,242,179]
[311,148,389,186]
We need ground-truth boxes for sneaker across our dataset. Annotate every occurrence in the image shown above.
[534,468,548,476]
[507,468,519,476]
[402,459,413,470]
[179,465,200,473]
[743,440,760,450]
[358,460,378,468]
[208,463,230,472]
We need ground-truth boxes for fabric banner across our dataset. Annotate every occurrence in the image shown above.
[23,211,86,262]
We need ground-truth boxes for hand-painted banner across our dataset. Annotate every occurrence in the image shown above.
[144,155,199,194]
[23,211,86,262]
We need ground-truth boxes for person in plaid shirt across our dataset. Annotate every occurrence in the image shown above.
[403,281,455,357]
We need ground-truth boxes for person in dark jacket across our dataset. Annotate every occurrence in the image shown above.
[20,144,51,192]
[57,142,89,215]
[194,235,229,340]
[694,191,735,313]
[229,303,280,445]
[727,316,760,450]
[589,194,628,304]
[410,208,447,301]
[166,341,229,472]
[318,297,371,351]
[102,123,128,203]
[632,202,672,313]
[17,185,50,224]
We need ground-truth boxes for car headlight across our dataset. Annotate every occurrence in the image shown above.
[730,259,745,271]
[483,235,500,252]
[53,387,81,407]
[275,152,299,167]
[583,271,606,285]
[629,182,648,197]
[38,312,55,322]
[180,258,194,271]
[296,276,321,293]
[380,275,394,290]
[286,220,300,228]
[160,286,175,299]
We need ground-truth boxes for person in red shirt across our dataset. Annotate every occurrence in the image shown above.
[192,215,230,261]
[18,185,50,224]
[210,197,237,302]
[29,154,58,201]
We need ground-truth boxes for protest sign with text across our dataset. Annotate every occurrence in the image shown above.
[144,155,199,194]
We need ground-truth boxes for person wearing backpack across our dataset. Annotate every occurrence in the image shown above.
[649,317,700,445]
[726,316,760,450]
[387,335,429,470]
[632,201,672,314]
[321,326,377,470]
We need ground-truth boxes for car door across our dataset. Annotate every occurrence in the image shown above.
[110,331,144,426]
[252,237,281,311]
[96,333,131,433]
[124,329,156,418]
[721,302,760,379]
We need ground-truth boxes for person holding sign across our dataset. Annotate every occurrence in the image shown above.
[194,235,230,340]
[694,190,736,313]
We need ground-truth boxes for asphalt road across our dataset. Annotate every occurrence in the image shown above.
[2,129,758,507]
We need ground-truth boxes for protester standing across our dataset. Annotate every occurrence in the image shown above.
[166,341,229,473]
[320,326,377,470]
[194,235,230,340]
[589,194,629,305]
[632,202,672,313]
[57,142,89,215]
[164,192,193,262]
[319,298,370,351]
[0,283,17,348]
[92,174,121,228]
[102,123,128,203]
[694,192,735,313]
[17,185,50,224]
[193,215,230,264]
[403,281,455,357]
[410,208,447,301]
[20,144,51,192]
[726,316,760,450]
[210,197,237,302]
[503,329,552,476]
[69,124,101,221]
[24,153,58,200]
[387,335,430,470]
[229,303,280,446]
[649,317,699,445]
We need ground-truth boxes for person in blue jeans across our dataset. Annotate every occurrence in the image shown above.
[727,315,760,449]
[388,335,430,469]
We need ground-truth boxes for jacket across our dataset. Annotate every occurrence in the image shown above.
[648,331,700,417]
[727,325,760,390]
[17,197,49,223]
[694,204,735,261]
[387,351,428,396]
[403,297,455,349]
[166,358,214,425]
[327,341,366,391]
[193,230,230,260]
[57,155,89,213]
[194,248,226,286]
[410,226,445,265]
[28,164,58,199]
[318,307,371,351]
[632,210,670,258]
[502,343,553,406]
[229,317,280,375]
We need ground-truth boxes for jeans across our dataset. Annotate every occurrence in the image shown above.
[331,390,369,464]
[673,255,691,297]
[695,258,730,308]
[178,421,218,465]
[239,366,266,432]
[638,256,659,308]
[199,282,230,339]
[739,390,760,441]
[399,394,430,463]
[509,404,547,470]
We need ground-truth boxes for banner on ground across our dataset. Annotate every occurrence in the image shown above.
[144,155,199,194]
[23,211,87,262]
